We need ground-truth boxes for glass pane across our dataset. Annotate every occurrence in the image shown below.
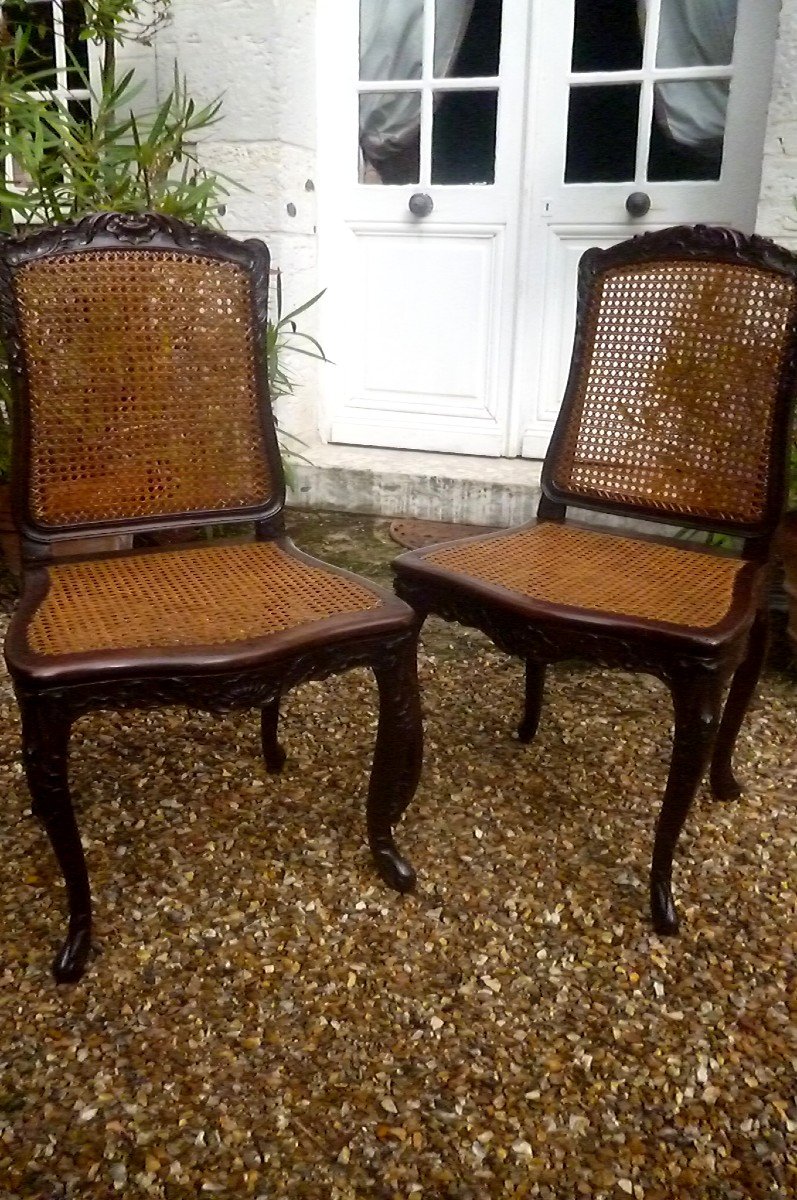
[360,0,422,81]
[438,0,502,78]
[565,85,640,183]
[359,92,420,184]
[572,0,643,71]
[3,0,56,84]
[657,0,738,68]
[67,97,92,130]
[64,0,91,87]
[431,90,497,184]
[648,80,727,181]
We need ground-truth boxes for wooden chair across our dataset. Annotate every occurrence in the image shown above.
[0,212,422,983]
[393,225,797,935]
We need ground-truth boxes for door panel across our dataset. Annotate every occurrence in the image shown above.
[330,225,507,454]
[318,0,527,456]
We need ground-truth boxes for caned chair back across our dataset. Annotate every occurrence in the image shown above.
[0,213,283,546]
[542,226,797,539]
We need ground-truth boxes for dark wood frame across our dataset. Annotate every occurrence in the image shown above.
[394,225,797,937]
[1,212,423,983]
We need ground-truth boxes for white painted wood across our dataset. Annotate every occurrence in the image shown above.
[317,0,529,456]
[329,223,507,453]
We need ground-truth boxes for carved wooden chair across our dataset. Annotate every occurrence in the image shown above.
[393,225,797,935]
[0,212,422,983]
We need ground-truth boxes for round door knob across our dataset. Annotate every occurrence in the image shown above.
[408,192,434,217]
[625,191,651,218]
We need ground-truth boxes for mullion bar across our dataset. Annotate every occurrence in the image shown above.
[569,65,734,87]
[418,0,436,186]
[359,76,500,93]
[51,0,70,108]
[635,0,662,183]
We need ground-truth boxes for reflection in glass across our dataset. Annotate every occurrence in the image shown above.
[2,0,90,87]
[68,98,93,130]
[565,85,640,183]
[438,0,501,78]
[3,0,57,84]
[648,80,727,181]
[359,92,421,184]
[572,0,643,72]
[360,0,422,81]
[431,90,497,184]
[64,0,91,86]
[655,0,737,68]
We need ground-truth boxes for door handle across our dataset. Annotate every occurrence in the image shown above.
[408,192,434,217]
[625,191,651,218]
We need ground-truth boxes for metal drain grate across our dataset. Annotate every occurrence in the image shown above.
[388,518,500,550]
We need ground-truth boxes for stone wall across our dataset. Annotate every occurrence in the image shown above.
[758,0,797,245]
[150,0,321,445]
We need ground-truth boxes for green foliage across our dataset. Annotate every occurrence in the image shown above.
[79,1,170,46]
[0,47,228,229]
[266,270,327,484]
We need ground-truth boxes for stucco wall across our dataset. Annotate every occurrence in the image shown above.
[758,0,797,245]
[151,0,321,444]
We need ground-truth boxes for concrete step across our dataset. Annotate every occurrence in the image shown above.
[287,443,543,526]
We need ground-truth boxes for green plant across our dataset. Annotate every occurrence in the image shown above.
[267,269,327,481]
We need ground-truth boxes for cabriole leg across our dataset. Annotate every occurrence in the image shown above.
[651,669,724,936]
[260,694,286,774]
[710,612,768,802]
[517,659,547,743]
[20,693,91,983]
[367,635,423,894]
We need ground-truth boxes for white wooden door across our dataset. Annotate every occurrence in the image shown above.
[317,0,529,456]
[318,1,780,460]
[515,0,780,458]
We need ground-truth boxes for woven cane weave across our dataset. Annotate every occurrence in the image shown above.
[425,523,745,628]
[26,543,382,657]
[550,261,797,524]
[15,250,272,527]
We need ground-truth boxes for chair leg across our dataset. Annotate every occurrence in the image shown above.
[367,635,423,894]
[650,669,724,936]
[709,611,768,802]
[517,659,546,743]
[260,694,286,774]
[20,694,91,983]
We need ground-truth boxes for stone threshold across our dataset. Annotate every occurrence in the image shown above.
[287,443,543,527]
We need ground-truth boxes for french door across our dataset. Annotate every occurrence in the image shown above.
[317,0,780,460]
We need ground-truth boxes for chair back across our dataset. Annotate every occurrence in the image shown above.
[542,226,797,542]
[0,212,283,552]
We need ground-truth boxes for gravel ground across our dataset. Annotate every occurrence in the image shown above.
[0,512,795,1200]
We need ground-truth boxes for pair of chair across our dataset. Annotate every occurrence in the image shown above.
[2,214,794,982]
